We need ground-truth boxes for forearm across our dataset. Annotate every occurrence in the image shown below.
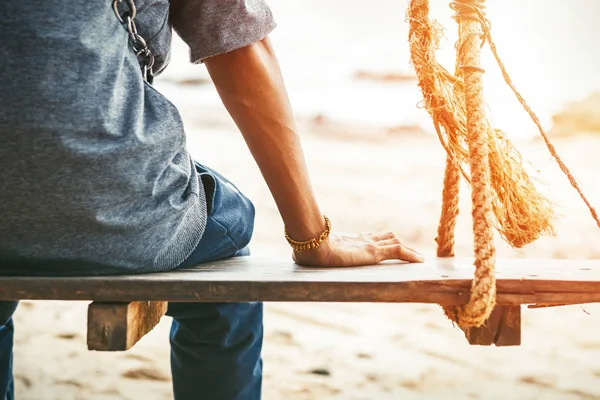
[204,37,325,240]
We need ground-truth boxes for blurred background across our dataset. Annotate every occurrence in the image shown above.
[13,0,600,399]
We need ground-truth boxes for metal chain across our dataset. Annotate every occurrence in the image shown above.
[112,0,155,83]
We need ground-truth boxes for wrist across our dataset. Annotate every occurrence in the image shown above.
[292,235,332,266]
[283,209,327,242]
[285,215,331,251]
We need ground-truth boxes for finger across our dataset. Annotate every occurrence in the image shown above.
[378,238,401,246]
[377,237,419,253]
[368,231,396,242]
[378,244,424,263]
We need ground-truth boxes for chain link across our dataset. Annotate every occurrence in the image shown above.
[112,0,155,83]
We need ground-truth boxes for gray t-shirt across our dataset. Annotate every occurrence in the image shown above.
[0,0,276,275]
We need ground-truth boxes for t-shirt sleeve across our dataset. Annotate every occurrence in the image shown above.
[169,0,277,64]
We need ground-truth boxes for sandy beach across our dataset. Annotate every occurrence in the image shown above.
[9,0,600,398]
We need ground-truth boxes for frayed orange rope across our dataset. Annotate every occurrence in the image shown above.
[407,0,599,327]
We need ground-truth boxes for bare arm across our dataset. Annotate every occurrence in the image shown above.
[204,37,325,243]
[204,38,424,266]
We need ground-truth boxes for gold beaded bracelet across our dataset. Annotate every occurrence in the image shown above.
[284,215,332,251]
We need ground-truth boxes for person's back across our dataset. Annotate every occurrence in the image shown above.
[0,0,206,275]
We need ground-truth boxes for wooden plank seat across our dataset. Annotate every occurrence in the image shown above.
[1,257,599,350]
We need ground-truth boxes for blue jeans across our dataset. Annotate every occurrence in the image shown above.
[0,302,17,400]
[0,162,263,400]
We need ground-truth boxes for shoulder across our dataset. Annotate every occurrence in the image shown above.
[169,0,277,63]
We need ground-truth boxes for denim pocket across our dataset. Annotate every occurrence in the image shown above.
[175,163,255,268]
[194,162,217,215]
[192,162,255,251]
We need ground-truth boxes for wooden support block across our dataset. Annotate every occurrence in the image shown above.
[87,301,167,351]
[462,305,521,346]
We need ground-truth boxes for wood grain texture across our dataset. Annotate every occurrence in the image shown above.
[1,257,600,305]
[87,301,167,351]
[462,305,521,346]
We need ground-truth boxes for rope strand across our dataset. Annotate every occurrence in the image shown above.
[449,0,497,326]
[485,35,600,228]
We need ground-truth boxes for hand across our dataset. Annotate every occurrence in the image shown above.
[292,231,425,268]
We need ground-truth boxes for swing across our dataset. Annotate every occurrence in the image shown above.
[0,0,598,351]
